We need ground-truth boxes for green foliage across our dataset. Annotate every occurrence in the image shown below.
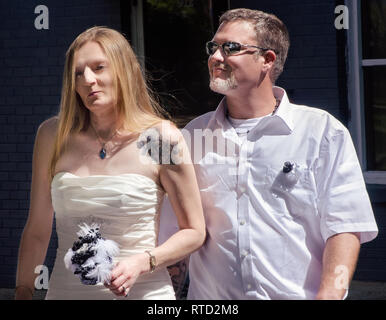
[146,0,195,18]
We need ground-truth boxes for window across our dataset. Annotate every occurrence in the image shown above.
[347,0,386,184]
[122,0,231,127]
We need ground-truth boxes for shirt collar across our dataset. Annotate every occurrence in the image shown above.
[272,86,294,133]
[206,86,294,135]
[272,87,294,134]
[206,96,227,130]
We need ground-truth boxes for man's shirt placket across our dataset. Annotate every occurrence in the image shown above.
[236,135,255,294]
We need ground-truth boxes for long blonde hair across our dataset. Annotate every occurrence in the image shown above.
[49,26,167,178]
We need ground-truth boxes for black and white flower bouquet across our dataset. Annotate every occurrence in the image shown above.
[64,223,120,285]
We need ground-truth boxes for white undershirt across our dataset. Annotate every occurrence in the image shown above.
[227,115,264,143]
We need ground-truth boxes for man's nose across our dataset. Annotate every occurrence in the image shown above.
[209,45,225,62]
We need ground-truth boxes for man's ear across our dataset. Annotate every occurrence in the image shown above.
[262,50,276,72]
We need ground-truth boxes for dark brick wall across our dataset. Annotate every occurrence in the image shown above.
[355,186,386,281]
[0,0,121,288]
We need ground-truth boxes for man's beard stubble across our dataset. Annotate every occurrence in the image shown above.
[209,64,238,94]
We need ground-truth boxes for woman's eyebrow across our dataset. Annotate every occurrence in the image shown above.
[75,59,109,69]
[91,58,109,64]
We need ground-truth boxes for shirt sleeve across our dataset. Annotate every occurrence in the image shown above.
[315,121,378,244]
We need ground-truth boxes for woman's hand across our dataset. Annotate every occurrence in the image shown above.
[104,253,149,297]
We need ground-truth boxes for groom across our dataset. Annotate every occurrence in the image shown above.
[160,8,378,299]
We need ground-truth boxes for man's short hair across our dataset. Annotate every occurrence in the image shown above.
[219,8,290,83]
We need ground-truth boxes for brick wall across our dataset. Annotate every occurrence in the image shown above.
[0,0,122,288]
[355,186,386,281]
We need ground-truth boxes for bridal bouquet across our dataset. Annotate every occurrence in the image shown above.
[64,223,120,285]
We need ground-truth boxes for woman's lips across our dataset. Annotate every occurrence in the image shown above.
[88,91,101,97]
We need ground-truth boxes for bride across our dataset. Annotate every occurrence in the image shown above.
[15,26,205,300]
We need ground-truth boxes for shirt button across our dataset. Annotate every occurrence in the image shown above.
[240,220,246,226]
[239,186,246,193]
[247,284,252,290]
[241,250,248,258]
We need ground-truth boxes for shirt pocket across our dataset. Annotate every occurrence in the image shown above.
[263,163,317,219]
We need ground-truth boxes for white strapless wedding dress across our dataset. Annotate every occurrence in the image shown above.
[45,172,175,300]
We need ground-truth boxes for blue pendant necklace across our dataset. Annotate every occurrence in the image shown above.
[90,123,118,160]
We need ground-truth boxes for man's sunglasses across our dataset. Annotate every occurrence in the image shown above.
[206,41,277,56]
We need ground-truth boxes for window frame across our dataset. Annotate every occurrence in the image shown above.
[346,0,386,184]
[129,0,145,68]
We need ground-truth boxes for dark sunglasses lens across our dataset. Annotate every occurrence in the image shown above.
[223,42,241,55]
[206,42,218,55]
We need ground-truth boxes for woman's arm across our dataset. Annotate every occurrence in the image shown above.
[106,123,205,297]
[153,134,206,268]
[15,118,57,300]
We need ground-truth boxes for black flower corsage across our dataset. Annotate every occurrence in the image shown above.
[64,223,120,285]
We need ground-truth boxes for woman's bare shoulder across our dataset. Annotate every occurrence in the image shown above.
[35,116,59,148]
[38,116,58,133]
[152,120,182,141]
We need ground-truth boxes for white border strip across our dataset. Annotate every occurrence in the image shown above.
[346,0,365,168]
[131,0,145,69]
[364,171,386,185]
[362,59,386,67]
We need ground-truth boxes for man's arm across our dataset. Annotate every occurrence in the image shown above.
[316,232,360,300]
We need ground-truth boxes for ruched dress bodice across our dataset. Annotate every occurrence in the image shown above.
[45,172,175,300]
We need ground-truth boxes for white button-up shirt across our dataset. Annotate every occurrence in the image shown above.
[159,87,378,300]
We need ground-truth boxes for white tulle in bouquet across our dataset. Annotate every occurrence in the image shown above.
[64,223,120,285]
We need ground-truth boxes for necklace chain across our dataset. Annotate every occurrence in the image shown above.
[225,98,281,118]
[271,98,280,115]
[90,123,119,159]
